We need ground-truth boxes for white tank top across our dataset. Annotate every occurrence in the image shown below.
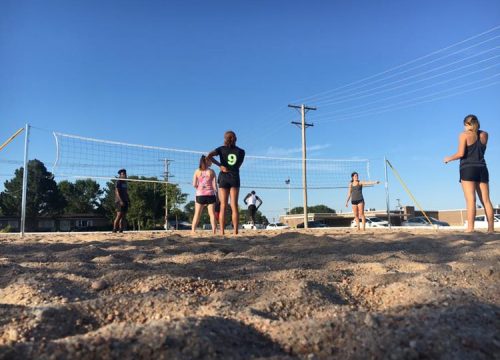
[247,194,257,206]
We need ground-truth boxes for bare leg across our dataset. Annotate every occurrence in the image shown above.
[352,205,360,230]
[121,215,127,231]
[207,203,217,235]
[358,201,366,231]
[230,187,240,235]
[191,202,203,234]
[113,212,122,231]
[461,181,477,232]
[476,182,495,233]
[219,188,229,235]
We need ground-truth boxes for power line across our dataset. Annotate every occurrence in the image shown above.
[315,78,500,124]
[307,36,500,106]
[313,47,500,108]
[313,62,500,119]
[291,24,500,104]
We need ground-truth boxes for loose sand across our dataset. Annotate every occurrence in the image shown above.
[0,229,498,359]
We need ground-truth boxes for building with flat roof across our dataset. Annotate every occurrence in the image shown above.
[280,206,500,228]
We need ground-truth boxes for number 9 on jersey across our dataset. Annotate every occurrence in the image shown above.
[228,154,237,166]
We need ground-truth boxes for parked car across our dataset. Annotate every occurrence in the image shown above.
[266,222,290,230]
[401,216,449,227]
[297,221,328,228]
[464,214,500,229]
[350,216,389,228]
[225,224,244,230]
[242,222,265,230]
[165,221,191,230]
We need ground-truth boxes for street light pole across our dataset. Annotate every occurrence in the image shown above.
[285,178,291,214]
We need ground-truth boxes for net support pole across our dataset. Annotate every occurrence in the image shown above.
[384,156,391,229]
[20,123,30,237]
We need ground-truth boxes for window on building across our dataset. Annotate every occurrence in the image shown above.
[38,220,55,229]
[8,220,19,228]
[76,220,93,228]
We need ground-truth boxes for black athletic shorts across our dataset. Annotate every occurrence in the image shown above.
[115,201,129,213]
[351,199,364,205]
[218,172,240,189]
[460,166,489,183]
[196,195,217,205]
[248,204,257,215]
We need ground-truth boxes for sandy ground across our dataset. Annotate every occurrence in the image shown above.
[0,229,498,359]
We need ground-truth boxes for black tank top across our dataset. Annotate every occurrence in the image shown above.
[460,131,487,169]
[351,183,363,202]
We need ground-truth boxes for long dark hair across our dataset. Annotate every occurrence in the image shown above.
[350,172,358,183]
[199,155,207,170]
[224,131,237,147]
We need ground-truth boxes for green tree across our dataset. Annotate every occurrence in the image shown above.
[58,179,103,214]
[102,178,187,230]
[0,159,65,217]
[290,205,336,214]
[184,200,213,226]
[239,207,269,225]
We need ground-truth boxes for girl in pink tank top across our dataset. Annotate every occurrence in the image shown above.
[191,155,218,234]
[196,169,215,196]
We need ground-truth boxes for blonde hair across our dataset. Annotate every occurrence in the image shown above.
[464,114,480,132]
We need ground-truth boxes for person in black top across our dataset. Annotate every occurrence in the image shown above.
[113,169,129,233]
[444,114,494,233]
[207,130,245,235]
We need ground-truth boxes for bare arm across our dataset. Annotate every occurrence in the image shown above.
[444,133,467,163]
[360,180,380,186]
[480,130,489,145]
[256,196,263,209]
[211,158,221,167]
[115,187,124,205]
[211,169,217,192]
[115,182,125,205]
[345,184,352,207]
[192,170,198,188]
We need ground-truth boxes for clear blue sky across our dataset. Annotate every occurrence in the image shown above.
[1,0,499,221]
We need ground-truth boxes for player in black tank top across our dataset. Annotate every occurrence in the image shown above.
[444,114,494,232]
[345,172,380,231]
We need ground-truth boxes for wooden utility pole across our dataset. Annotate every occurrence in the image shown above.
[289,104,316,229]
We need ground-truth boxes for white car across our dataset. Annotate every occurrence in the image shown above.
[350,216,389,228]
[464,214,500,229]
[401,216,449,227]
[242,222,265,230]
[266,222,290,230]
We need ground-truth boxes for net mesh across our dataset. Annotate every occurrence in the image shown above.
[52,132,370,189]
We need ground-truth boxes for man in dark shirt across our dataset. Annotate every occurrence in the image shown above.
[113,169,129,233]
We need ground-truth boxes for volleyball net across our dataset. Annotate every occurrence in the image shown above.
[52,132,370,189]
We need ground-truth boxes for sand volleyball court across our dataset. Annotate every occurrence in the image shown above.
[0,229,498,359]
